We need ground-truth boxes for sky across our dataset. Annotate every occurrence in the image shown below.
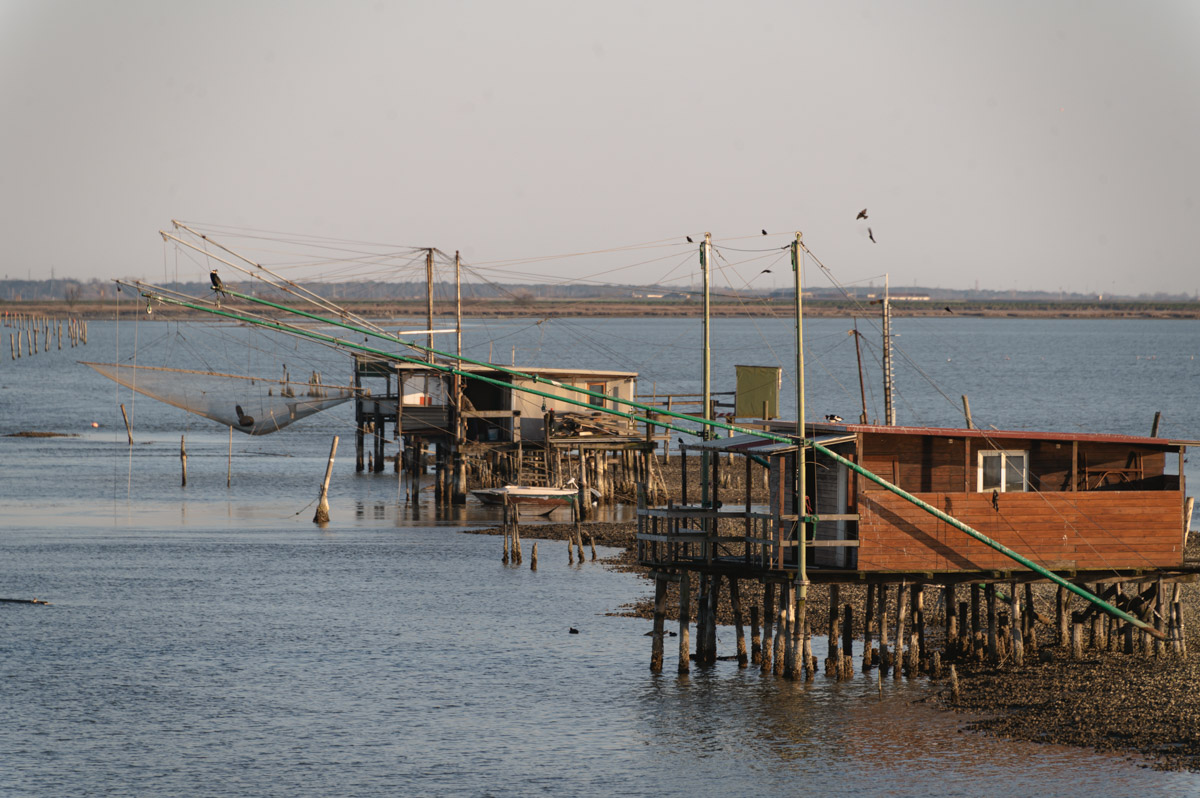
[2,0,1198,296]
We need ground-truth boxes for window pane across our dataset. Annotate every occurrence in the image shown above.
[1005,454,1026,492]
[982,454,1001,490]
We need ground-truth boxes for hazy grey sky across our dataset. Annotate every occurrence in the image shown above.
[3,0,1198,295]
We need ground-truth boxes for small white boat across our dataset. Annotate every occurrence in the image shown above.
[472,480,579,508]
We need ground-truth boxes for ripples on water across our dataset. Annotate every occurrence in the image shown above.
[2,318,1199,795]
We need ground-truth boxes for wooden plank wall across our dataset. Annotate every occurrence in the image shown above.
[858,433,1167,494]
[856,489,1183,572]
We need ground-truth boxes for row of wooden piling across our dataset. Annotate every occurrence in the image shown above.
[499,504,595,568]
[649,573,1191,677]
[7,317,86,360]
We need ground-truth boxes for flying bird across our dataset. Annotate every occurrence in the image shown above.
[944,306,954,314]
[686,235,693,243]
[761,229,768,236]
[867,228,876,243]
[760,269,772,274]
[824,414,843,423]
[210,269,226,294]
[857,208,868,220]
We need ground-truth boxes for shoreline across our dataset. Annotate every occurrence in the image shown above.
[5,298,1200,321]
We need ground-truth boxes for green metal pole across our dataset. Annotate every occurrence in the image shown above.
[810,440,1165,640]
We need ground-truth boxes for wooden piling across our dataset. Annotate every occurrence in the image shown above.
[531,541,538,571]
[1010,581,1024,666]
[877,583,890,674]
[650,574,667,672]
[913,585,925,673]
[986,583,998,664]
[1024,583,1038,651]
[730,578,748,668]
[894,583,908,680]
[842,603,854,666]
[863,582,876,671]
[760,582,774,674]
[826,583,840,673]
[180,435,187,487]
[312,436,339,524]
[589,534,597,561]
[971,583,982,658]
[774,581,788,676]
[1056,586,1069,647]
[949,664,960,703]
[1071,617,1084,659]
[120,403,133,445]
[678,570,691,675]
[750,604,761,665]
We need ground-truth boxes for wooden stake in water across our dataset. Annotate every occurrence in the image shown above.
[227,426,233,487]
[313,436,340,524]
[180,435,188,487]
[120,403,133,445]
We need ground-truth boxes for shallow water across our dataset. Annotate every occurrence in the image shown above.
[2,316,1198,796]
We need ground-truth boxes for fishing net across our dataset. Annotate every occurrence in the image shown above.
[82,362,353,435]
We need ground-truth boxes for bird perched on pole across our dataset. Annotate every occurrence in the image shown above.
[210,269,227,296]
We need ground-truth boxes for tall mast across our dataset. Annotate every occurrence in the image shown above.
[882,273,895,425]
[701,232,713,507]
[792,233,808,614]
[426,248,435,364]
[455,249,463,440]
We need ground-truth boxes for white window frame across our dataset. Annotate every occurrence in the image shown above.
[977,449,1029,493]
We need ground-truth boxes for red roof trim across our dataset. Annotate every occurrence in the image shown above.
[808,422,1181,447]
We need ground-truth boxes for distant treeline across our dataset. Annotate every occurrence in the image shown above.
[0,277,1195,305]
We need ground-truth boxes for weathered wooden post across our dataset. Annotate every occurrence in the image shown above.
[1010,581,1024,666]
[913,585,925,673]
[1024,583,1038,651]
[651,574,668,672]
[877,583,890,674]
[774,582,788,676]
[1056,586,1069,647]
[863,582,876,670]
[678,570,691,675]
[120,403,133,445]
[760,583,774,674]
[970,584,982,657]
[730,578,748,668]
[313,436,339,524]
[894,583,908,679]
[826,583,840,674]
[949,664,960,703]
[750,604,761,665]
[180,435,187,487]
[986,583,998,664]
[531,541,538,571]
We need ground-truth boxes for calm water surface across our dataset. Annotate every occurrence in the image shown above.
[2,317,1198,796]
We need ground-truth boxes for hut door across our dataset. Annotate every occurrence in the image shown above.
[814,460,850,568]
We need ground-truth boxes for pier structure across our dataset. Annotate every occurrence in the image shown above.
[353,356,666,508]
[638,422,1197,676]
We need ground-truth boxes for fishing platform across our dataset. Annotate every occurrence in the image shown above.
[637,421,1198,676]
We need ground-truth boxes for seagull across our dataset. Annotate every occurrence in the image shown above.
[824,414,843,423]
[867,228,876,243]
[686,235,693,243]
[759,269,772,274]
[210,269,226,295]
[857,208,868,220]
[944,306,954,314]
[761,229,768,236]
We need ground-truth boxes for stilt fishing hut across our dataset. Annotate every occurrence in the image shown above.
[638,422,1197,677]
[353,355,660,505]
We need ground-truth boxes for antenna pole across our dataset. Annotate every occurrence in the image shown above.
[882,273,895,425]
[793,232,809,674]
[426,248,435,364]
[701,233,713,509]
